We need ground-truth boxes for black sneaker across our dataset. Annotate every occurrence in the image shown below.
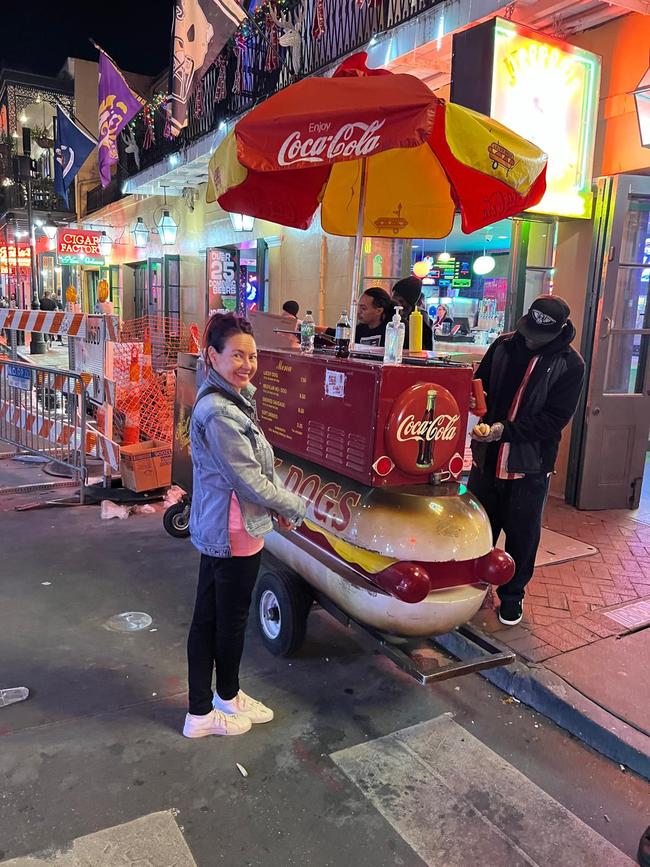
[498,599,523,626]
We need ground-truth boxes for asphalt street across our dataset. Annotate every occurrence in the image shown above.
[0,486,648,865]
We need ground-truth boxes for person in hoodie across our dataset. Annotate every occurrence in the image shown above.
[469,295,585,627]
[391,276,434,350]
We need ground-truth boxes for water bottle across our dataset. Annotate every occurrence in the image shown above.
[0,687,29,707]
[300,310,315,353]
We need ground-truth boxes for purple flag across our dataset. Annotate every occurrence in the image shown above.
[97,49,144,187]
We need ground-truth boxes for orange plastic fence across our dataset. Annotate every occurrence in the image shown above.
[113,316,190,445]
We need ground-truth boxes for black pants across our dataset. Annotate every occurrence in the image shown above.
[187,552,262,715]
[468,467,550,604]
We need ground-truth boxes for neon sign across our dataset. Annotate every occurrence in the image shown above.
[491,20,601,219]
[56,228,104,265]
[0,244,31,275]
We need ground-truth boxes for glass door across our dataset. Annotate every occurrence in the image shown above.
[99,265,120,317]
[164,255,180,322]
[148,259,163,317]
[83,269,99,313]
[134,263,147,319]
[572,175,650,509]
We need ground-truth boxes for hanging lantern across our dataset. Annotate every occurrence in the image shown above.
[473,255,496,276]
[65,285,77,303]
[42,220,57,241]
[229,213,254,232]
[412,260,430,279]
[157,210,178,245]
[132,217,149,248]
[633,65,650,148]
[98,231,112,257]
[97,279,110,303]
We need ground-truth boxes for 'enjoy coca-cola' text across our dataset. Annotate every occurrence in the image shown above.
[277,120,386,167]
[396,414,460,444]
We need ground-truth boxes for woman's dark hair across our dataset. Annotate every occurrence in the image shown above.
[362,286,394,321]
[203,312,253,354]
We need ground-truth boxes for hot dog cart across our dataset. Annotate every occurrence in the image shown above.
[167,341,515,683]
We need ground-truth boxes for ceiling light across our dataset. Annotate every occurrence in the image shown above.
[633,65,650,148]
[437,251,451,263]
[473,255,496,276]
[42,220,57,240]
[229,213,254,232]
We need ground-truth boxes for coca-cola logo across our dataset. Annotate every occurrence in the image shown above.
[396,413,460,444]
[277,120,385,167]
[385,382,463,476]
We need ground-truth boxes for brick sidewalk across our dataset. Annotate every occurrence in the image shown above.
[474,497,650,662]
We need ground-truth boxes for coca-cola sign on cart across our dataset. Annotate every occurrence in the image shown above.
[385,382,462,475]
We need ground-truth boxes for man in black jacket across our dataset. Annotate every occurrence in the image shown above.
[39,291,58,349]
[469,295,585,626]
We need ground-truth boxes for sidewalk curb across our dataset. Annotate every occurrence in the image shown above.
[436,628,650,781]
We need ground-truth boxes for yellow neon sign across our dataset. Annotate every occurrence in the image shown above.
[491,20,601,219]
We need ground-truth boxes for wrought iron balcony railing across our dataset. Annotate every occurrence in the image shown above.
[116,0,442,178]
[0,178,74,217]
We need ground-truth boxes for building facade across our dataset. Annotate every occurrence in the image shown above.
[0,68,76,307]
[77,0,650,507]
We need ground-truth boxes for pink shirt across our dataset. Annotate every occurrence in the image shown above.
[229,492,264,556]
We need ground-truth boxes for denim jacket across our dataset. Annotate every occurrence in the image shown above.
[189,367,306,558]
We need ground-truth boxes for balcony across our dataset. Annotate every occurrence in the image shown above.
[119,0,442,181]
[0,177,74,218]
[85,174,125,216]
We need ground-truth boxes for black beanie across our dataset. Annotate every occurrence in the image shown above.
[282,300,299,317]
[392,276,422,306]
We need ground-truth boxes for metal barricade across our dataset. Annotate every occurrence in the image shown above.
[0,359,90,504]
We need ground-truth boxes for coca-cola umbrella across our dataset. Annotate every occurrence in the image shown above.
[206,53,547,317]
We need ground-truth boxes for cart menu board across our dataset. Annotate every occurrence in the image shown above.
[254,351,380,485]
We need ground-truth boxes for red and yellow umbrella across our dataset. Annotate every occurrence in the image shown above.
[207,53,547,239]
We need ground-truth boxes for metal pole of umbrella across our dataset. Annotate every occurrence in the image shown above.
[348,158,367,345]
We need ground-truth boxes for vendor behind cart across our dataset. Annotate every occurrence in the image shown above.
[355,287,395,347]
[184,312,306,740]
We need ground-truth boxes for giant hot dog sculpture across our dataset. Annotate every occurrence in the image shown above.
[256,349,514,636]
[173,347,514,638]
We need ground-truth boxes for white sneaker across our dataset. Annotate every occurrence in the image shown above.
[182,708,252,738]
[213,690,274,724]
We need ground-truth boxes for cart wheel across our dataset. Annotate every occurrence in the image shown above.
[255,567,312,657]
[163,501,190,538]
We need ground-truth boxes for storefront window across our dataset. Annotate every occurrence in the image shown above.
[39,252,66,304]
[521,220,556,312]
[361,214,558,352]
[108,265,121,317]
[604,198,650,394]
[361,237,411,294]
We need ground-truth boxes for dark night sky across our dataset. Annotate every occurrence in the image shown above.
[2,0,175,77]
